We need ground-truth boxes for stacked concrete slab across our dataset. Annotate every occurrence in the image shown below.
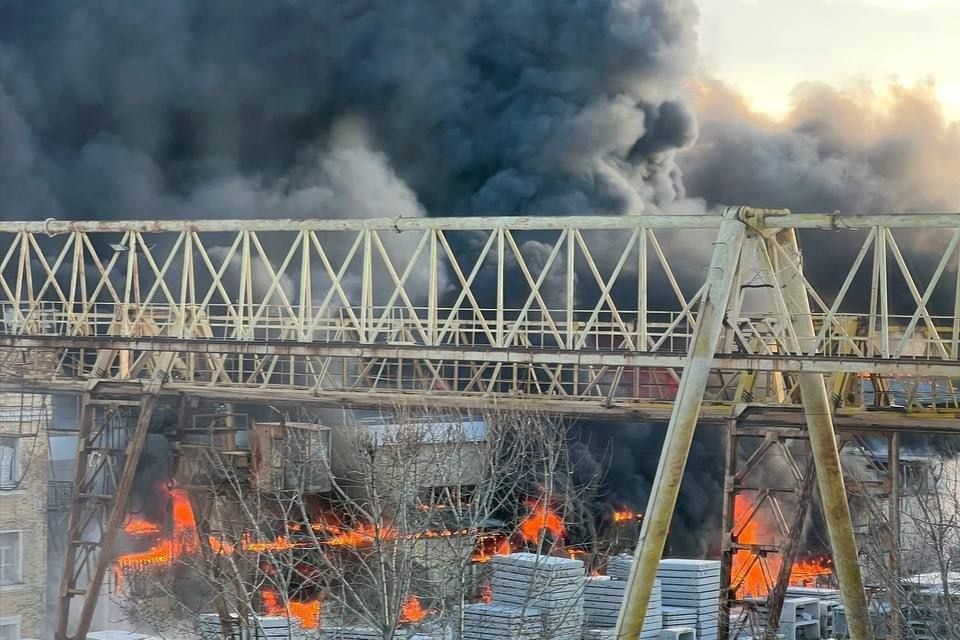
[663,605,699,629]
[657,559,721,640]
[607,554,635,580]
[745,596,820,640]
[659,628,697,640]
[582,574,662,632]
[197,613,244,640]
[488,553,585,639]
[785,587,840,638]
[461,602,544,640]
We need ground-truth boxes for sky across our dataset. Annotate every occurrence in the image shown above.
[697,0,960,120]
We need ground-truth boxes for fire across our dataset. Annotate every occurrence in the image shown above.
[117,489,200,572]
[261,588,321,630]
[731,495,834,596]
[790,555,833,585]
[731,495,768,596]
[326,523,396,548]
[123,516,160,536]
[518,500,565,544]
[399,595,427,623]
[612,509,637,524]
[116,542,173,570]
[471,533,513,563]
[243,534,295,553]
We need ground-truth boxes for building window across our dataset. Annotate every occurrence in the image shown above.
[0,616,21,640]
[0,436,18,488]
[0,531,22,586]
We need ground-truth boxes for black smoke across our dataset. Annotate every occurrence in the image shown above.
[1,1,700,221]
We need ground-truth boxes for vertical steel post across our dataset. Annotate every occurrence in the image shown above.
[718,417,739,640]
[71,393,159,640]
[615,207,747,639]
[762,455,817,640]
[888,432,902,640]
[770,228,874,640]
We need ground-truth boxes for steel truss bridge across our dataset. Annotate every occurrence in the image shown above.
[1,207,958,640]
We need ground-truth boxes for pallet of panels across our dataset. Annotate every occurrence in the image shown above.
[657,559,721,640]
[489,553,586,639]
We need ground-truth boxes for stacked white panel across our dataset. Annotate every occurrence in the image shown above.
[461,602,544,640]
[581,574,662,638]
[488,553,585,640]
[657,559,721,640]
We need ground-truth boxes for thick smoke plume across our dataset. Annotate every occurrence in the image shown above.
[1,1,699,221]
[682,79,960,215]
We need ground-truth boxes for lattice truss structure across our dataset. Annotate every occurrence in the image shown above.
[0,210,957,423]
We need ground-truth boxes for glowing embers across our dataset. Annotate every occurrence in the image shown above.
[612,508,640,524]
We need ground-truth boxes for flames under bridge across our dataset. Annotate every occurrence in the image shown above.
[1,207,958,640]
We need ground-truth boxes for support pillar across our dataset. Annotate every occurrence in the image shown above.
[770,229,874,640]
[615,207,748,638]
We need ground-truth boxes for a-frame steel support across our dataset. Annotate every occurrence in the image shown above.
[616,208,873,640]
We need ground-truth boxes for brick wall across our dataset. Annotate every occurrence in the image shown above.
[0,393,50,639]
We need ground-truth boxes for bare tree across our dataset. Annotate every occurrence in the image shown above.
[853,453,959,640]
[112,405,598,639]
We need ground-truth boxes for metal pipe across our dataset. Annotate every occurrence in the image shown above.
[615,206,748,639]
[3,211,958,233]
[771,229,874,640]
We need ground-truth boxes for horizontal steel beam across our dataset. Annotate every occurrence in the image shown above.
[2,334,957,376]
[2,380,957,432]
[2,212,957,234]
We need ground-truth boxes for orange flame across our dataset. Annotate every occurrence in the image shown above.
[399,595,427,623]
[326,523,396,548]
[472,533,513,563]
[612,509,637,524]
[117,489,200,571]
[731,495,833,596]
[243,534,295,553]
[518,500,565,544]
[261,588,321,630]
[123,516,160,536]
[790,555,833,586]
